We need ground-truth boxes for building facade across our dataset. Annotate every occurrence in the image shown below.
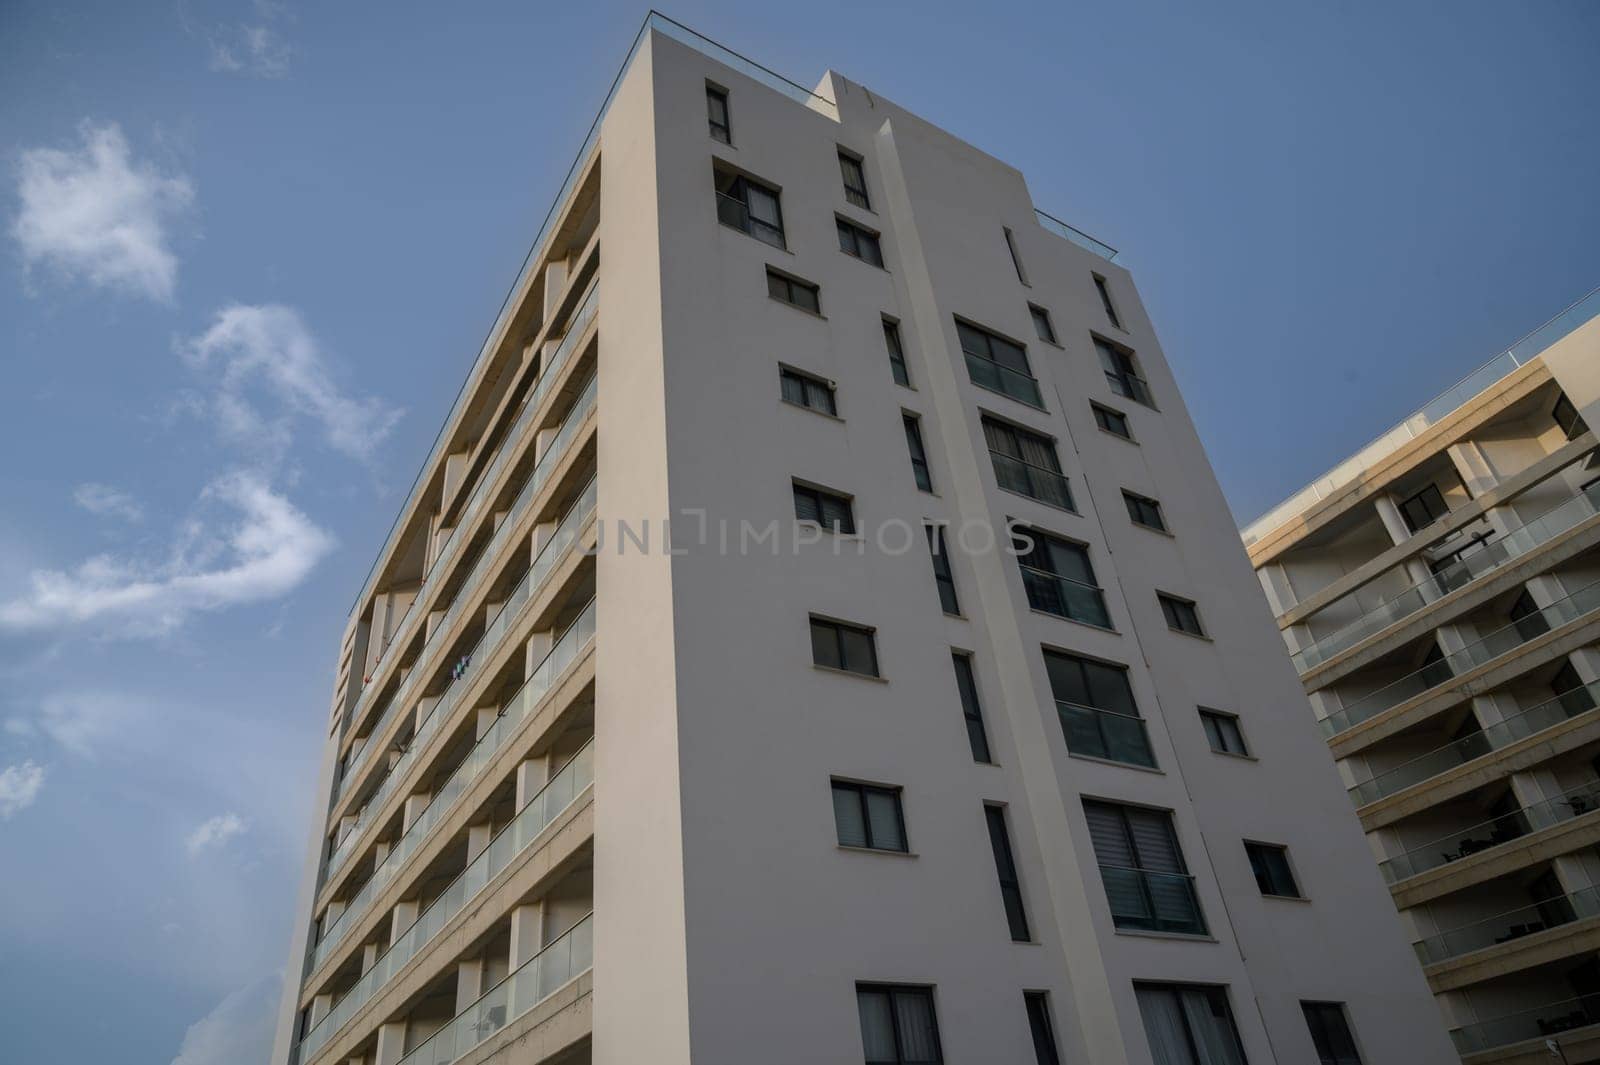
[272,16,1455,1065]
[1247,293,1600,1063]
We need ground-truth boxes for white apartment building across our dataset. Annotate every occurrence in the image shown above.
[272,15,1456,1065]
[1247,292,1600,1063]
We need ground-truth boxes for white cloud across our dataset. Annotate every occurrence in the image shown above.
[186,812,246,854]
[0,471,334,636]
[170,973,279,1065]
[12,121,194,303]
[208,23,292,78]
[181,305,403,464]
[9,690,147,758]
[0,761,46,819]
[73,483,144,523]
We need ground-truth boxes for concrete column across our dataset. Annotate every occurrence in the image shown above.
[1525,572,1570,609]
[325,900,346,926]
[338,813,358,844]
[1374,495,1439,589]
[1447,440,1501,498]
[525,629,554,674]
[390,899,419,943]
[362,941,379,974]
[310,992,333,1026]
[467,821,494,862]
[1569,649,1600,684]
[531,519,558,561]
[373,841,391,865]
[456,956,485,1013]
[442,450,468,505]
[509,902,544,969]
[534,424,558,466]
[402,793,431,832]
[373,1020,407,1065]
[476,705,501,742]
[515,757,548,811]
[415,696,438,732]
[543,259,570,320]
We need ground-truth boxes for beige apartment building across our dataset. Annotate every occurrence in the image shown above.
[272,15,1456,1065]
[1247,291,1600,1063]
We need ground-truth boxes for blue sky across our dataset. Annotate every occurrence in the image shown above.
[1,2,1596,1062]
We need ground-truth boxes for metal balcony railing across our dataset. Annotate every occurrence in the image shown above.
[1057,701,1156,768]
[965,350,1044,408]
[1034,209,1117,263]
[1414,885,1600,965]
[714,192,785,249]
[1099,866,1207,936]
[1450,991,1600,1054]
[1020,566,1112,629]
[990,452,1073,510]
[1378,785,1600,883]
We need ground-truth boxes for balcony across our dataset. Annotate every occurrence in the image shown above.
[1020,566,1112,629]
[1100,866,1207,936]
[1450,992,1600,1056]
[1057,700,1156,769]
[965,350,1044,409]
[714,192,785,250]
[1378,784,1600,884]
[1318,578,1600,738]
[990,452,1073,510]
[1293,482,1600,673]
[1414,885,1600,966]
[1349,681,1600,807]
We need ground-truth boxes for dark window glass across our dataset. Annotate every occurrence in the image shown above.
[926,524,960,615]
[810,617,879,677]
[1084,800,1206,935]
[1095,337,1154,407]
[1136,984,1246,1065]
[983,417,1072,509]
[1398,484,1449,534]
[903,414,933,492]
[958,319,1042,407]
[714,170,785,248]
[779,366,836,416]
[1159,593,1204,636]
[857,985,943,1065]
[1003,226,1029,286]
[794,482,855,534]
[839,152,870,209]
[883,319,911,387]
[1017,529,1112,628]
[1025,993,1062,1065]
[1093,402,1133,440]
[1094,274,1123,328]
[1246,842,1302,897]
[1029,304,1057,344]
[952,653,991,763]
[1554,393,1589,440]
[984,806,1030,941]
[1302,1002,1362,1065]
[767,268,819,312]
[838,218,884,267]
[1044,649,1154,767]
[1552,659,1598,716]
[1199,709,1249,756]
[1509,588,1550,642]
[706,85,731,143]
[1123,491,1166,531]
[832,781,906,852]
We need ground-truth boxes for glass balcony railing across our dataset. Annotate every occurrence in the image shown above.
[336,368,598,806]
[1105,369,1154,408]
[965,351,1044,408]
[340,280,598,758]
[1020,566,1112,629]
[1099,866,1207,936]
[1350,681,1600,807]
[990,452,1073,510]
[1293,482,1600,672]
[1451,992,1600,1055]
[1414,885,1600,966]
[714,192,785,249]
[1057,701,1156,769]
[1378,785,1600,883]
[297,734,596,1064]
[1318,579,1600,738]
[1034,209,1117,263]
[399,913,594,1065]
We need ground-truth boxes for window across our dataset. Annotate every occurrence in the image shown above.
[1003,226,1029,286]
[1554,393,1589,440]
[706,84,731,143]
[1094,273,1123,329]
[1024,993,1062,1065]
[1159,593,1205,637]
[1302,1002,1362,1065]
[838,217,884,267]
[1029,304,1057,344]
[1084,800,1205,936]
[958,320,1042,407]
[1135,984,1246,1065]
[811,616,879,677]
[1509,588,1550,641]
[1093,402,1133,440]
[767,268,819,313]
[794,482,855,533]
[1245,842,1302,898]
[832,780,906,851]
[839,150,870,209]
[983,805,1030,940]
[780,366,837,416]
[883,318,911,387]
[714,169,784,248]
[1045,649,1155,768]
[1017,529,1111,628]
[1397,483,1448,534]
[926,524,960,615]
[1199,708,1249,757]
[1123,491,1166,532]
[903,414,933,492]
[1095,337,1154,407]
[951,653,992,763]
[983,417,1071,509]
[857,985,942,1064]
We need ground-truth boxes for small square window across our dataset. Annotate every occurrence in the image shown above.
[779,366,837,417]
[1302,1002,1362,1065]
[706,84,731,143]
[1122,491,1167,532]
[1158,593,1204,637]
[1397,484,1448,534]
[883,318,911,387]
[1029,304,1057,344]
[1199,708,1249,757]
[1092,402,1133,440]
[832,780,906,851]
[837,218,884,267]
[1246,841,1302,898]
[767,268,820,313]
[839,151,870,210]
[715,168,785,249]
[794,482,855,534]
[811,616,879,677]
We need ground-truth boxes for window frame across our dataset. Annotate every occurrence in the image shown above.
[958,316,1044,409]
[903,413,934,493]
[1134,983,1247,1063]
[1093,272,1123,329]
[1397,483,1449,534]
[839,149,871,210]
[925,523,961,615]
[1092,402,1134,441]
[1084,800,1207,936]
[1003,225,1030,286]
[713,165,785,248]
[1158,592,1205,637]
[883,317,911,387]
[983,414,1073,511]
[837,216,885,267]
[1029,303,1058,345]
[793,480,856,534]
[1301,1001,1363,1065]
[705,83,731,143]
[1122,490,1167,532]
[1554,392,1588,440]
[856,983,943,1065]
[1016,527,1113,629]
[810,615,880,677]
[832,780,908,852]
[766,267,821,314]
[1093,335,1155,408]
[984,804,1031,942]
[1198,708,1249,757]
[1044,647,1155,768]
[1024,992,1062,1065]
[1245,840,1303,899]
[778,364,838,417]
[951,652,992,763]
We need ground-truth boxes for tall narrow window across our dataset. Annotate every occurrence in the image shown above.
[926,524,960,615]
[1245,841,1302,898]
[1003,226,1029,286]
[811,616,879,677]
[1024,993,1062,1065]
[832,780,907,852]
[1083,800,1206,935]
[857,985,943,1065]
[1095,337,1154,407]
[984,805,1030,941]
[767,268,820,313]
[1136,984,1246,1065]
[714,169,784,248]
[779,366,837,416]
[958,319,1042,407]
[951,653,992,763]
[838,217,885,267]
[1123,491,1167,532]
[1094,273,1123,328]
[1016,528,1111,628]
[1029,304,1057,344]
[839,150,871,209]
[903,414,933,492]
[1158,593,1205,637]
[883,318,911,387]
[793,481,855,533]
[1045,649,1155,768]
[1301,1002,1362,1065]
[984,417,1072,510]
[706,84,731,143]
